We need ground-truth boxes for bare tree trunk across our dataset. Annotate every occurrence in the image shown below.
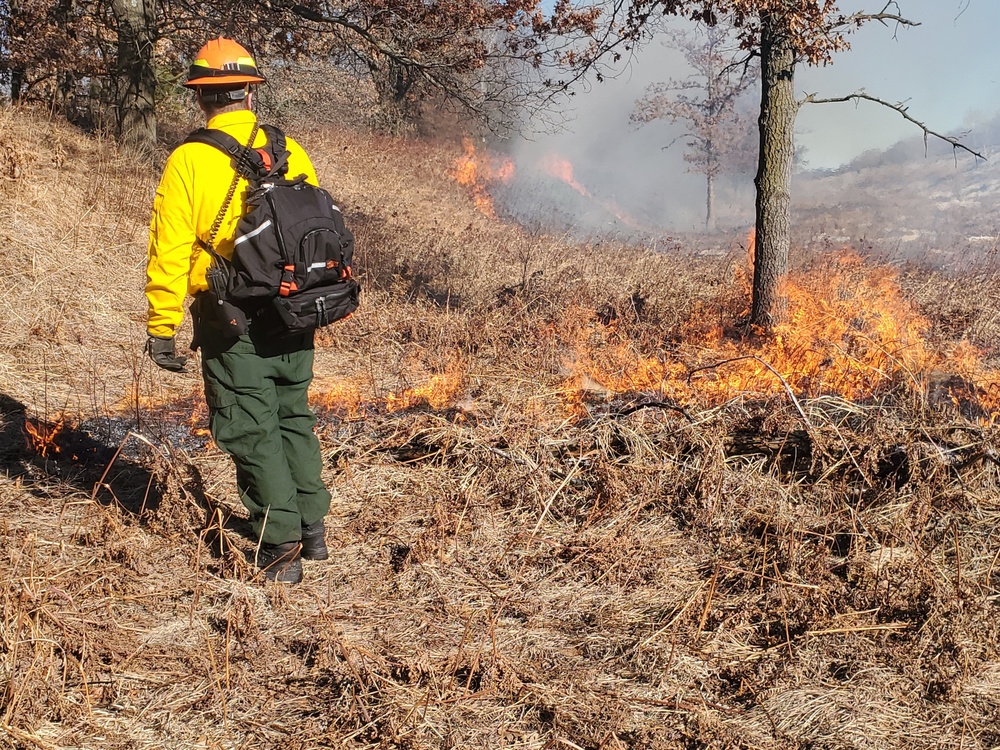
[10,69,23,104]
[112,0,157,147]
[705,169,716,232]
[6,0,25,104]
[750,13,797,328]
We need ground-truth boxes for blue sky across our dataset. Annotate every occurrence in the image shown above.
[795,0,1000,167]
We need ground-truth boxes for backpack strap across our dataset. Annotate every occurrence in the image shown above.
[183,122,261,259]
[260,125,290,177]
[184,127,268,181]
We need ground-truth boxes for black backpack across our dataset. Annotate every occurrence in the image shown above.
[185,123,359,334]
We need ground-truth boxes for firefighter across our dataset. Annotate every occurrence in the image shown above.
[144,37,331,584]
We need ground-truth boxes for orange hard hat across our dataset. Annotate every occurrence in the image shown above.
[184,37,265,88]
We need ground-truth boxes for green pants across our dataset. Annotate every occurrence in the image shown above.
[199,325,331,545]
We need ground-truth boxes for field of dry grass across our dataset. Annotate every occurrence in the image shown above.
[2,102,1000,750]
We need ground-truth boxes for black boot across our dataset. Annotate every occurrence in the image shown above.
[256,541,303,584]
[300,519,329,561]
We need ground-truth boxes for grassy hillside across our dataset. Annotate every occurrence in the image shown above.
[2,104,1000,750]
[792,128,1000,265]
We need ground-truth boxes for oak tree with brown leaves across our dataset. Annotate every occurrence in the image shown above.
[0,0,102,109]
[188,0,582,129]
[1,0,594,145]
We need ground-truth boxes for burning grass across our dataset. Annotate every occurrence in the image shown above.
[449,136,514,219]
[2,108,1000,749]
[561,251,1000,423]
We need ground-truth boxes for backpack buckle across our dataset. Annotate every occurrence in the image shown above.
[278,264,298,297]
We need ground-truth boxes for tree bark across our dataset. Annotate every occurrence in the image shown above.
[705,168,715,232]
[112,0,157,147]
[750,13,797,328]
[10,69,23,104]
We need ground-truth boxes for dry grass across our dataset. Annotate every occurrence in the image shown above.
[1,105,1000,750]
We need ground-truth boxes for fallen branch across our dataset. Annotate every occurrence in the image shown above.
[613,400,693,421]
[805,622,909,636]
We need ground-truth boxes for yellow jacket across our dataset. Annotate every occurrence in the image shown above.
[145,110,319,337]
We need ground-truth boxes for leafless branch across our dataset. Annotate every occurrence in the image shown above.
[829,2,919,41]
[659,132,700,151]
[841,1,916,26]
[288,4,435,70]
[839,12,918,29]
[801,90,985,161]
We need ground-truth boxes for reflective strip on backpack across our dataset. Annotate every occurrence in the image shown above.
[233,219,273,246]
[316,295,328,327]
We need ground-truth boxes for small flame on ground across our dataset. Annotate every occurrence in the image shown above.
[448,137,514,219]
[24,418,65,458]
[311,377,365,419]
[385,367,464,412]
[312,363,465,417]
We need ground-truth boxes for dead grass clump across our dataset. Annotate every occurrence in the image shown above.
[0,107,156,420]
[900,264,1000,366]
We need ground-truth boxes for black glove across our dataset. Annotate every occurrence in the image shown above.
[146,335,188,372]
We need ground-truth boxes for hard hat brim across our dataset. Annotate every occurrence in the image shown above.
[184,74,265,88]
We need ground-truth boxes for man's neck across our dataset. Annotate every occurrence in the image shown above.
[204,102,250,120]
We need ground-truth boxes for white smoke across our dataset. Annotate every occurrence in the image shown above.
[489,0,999,241]
[496,32,753,238]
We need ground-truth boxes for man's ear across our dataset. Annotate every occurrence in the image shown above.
[246,90,254,111]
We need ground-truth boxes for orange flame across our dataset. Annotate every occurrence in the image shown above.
[311,362,465,417]
[24,418,65,458]
[310,377,365,418]
[123,369,465,434]
[539,153,646,228]
[448,137,514,219]
[385,366,465,412]
[564,251,1000,422]
[541,154,590,197]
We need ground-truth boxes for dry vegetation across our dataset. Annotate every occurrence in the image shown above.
[2,101,1000,750]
